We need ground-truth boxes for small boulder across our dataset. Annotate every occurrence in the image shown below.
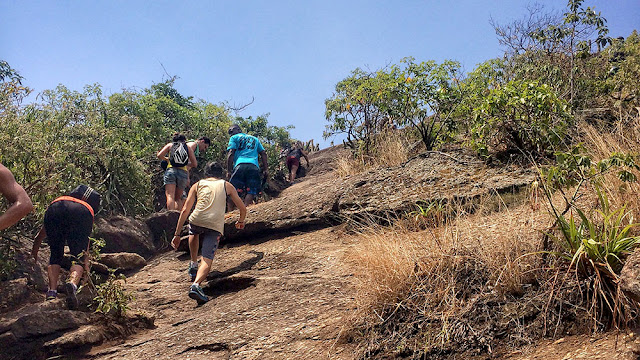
[145,210,180,250]
[44,324,105,352]
[93,216,155,258]
[0,278,29,312]
[620,249,640,301]
[90,261,110,275]
[98,253,147,271]
[11,310,92,339]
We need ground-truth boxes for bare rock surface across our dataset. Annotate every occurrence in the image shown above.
[87,227,358,359]
[94,216,155,258]
[99,252,147,271]
[145,210,180,250]
[223,147,535,241]
[620,249,640,302]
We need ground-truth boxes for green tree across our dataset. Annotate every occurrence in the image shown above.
[471,80,573,158]
[324,68,388,152]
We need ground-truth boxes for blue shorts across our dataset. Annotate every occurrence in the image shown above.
[188,224,221,260]
[229,163,261,195]
[163,168,188,189]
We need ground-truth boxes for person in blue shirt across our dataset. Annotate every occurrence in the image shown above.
[226,124,268,207]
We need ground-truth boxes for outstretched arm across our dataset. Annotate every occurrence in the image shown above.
[301,150,310,167]
[171,182,198,249]
[32,226,46,261]
[0,163,33,230]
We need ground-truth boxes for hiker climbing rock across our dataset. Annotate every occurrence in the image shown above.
[285,141,310,184]
[226,124,268,207]
[171,162,246,305]
[0,162,33,230]
[157,133,197,211]
[187,136,211,164]
[31,185,101,309]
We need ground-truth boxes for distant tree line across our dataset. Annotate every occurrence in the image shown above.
[0,63,301,221]
[324,0,639,160]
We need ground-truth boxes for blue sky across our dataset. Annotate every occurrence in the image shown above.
[1,1,638,148]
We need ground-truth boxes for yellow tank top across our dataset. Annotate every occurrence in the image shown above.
[188,179,227,234]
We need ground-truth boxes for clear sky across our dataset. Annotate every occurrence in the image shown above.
[1,1,638,148]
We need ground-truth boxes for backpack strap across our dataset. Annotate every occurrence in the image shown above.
[51,196,95,217]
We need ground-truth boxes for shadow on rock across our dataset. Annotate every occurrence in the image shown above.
[202,276,256,298]
[207,250,264,279]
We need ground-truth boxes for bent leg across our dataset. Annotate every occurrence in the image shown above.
[165,183,177,210]
[67,264,84,286]
[244,193,254,206]
[189,234,199,263]
[194,257,213,285]
[175,186,185,210]
[290,164,299,182]
[48,264,61,291]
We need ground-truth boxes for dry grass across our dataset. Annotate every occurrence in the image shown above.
[333,129,412,177]
[344,197,550,355]
[580,117,640,222]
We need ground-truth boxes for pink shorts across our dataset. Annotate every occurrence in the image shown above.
[286,156,299,170]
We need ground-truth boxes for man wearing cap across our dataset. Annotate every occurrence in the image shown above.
[226,124,268,207]
[32,185,101,309]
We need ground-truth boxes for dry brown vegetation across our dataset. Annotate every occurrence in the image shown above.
[334,129,412,177]
[337,115,640,358]
[580,117,640,221]
[342,195,554,357]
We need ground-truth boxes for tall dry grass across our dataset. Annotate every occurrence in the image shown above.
[334,129,412,177]
[344,197,550,353]
[580,117,640,222]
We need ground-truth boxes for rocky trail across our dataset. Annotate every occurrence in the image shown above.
[3,145,640,359]
[88,226,357,359]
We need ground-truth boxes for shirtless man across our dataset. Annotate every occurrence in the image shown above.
[0,162,33,230]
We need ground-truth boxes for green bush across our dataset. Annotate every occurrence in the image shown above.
[94,271,135,317]
[471,80,573,158]
[548,189,640,327]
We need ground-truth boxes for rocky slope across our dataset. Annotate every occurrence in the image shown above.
[11,145,636,359]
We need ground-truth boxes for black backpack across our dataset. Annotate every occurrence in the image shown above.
[169,142,189,167]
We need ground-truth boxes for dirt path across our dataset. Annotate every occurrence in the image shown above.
[87,227,358,359]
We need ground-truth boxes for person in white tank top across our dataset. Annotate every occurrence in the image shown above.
[171,162,247,305]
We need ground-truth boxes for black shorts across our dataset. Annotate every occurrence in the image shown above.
[229,163,261,196]
[44,200,93,266]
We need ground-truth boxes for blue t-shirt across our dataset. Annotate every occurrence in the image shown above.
[227,133,265,168]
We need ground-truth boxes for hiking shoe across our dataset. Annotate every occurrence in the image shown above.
[46,290,58,300]
[64,282,79,310]
[188,284,208,305]
[188,265,198,282]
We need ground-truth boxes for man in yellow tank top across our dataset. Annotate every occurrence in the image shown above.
[171,162,247,305]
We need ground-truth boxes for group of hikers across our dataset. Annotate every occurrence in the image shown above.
[0,124,311,308]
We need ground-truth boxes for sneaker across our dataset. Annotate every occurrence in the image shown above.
[188,284,208,305]
[46,290,57,300]
[188,266,198,282]
[64,282,79,310]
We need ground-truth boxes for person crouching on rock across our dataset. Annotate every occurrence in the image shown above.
[32,185,101,309]
[171,162,246,305]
